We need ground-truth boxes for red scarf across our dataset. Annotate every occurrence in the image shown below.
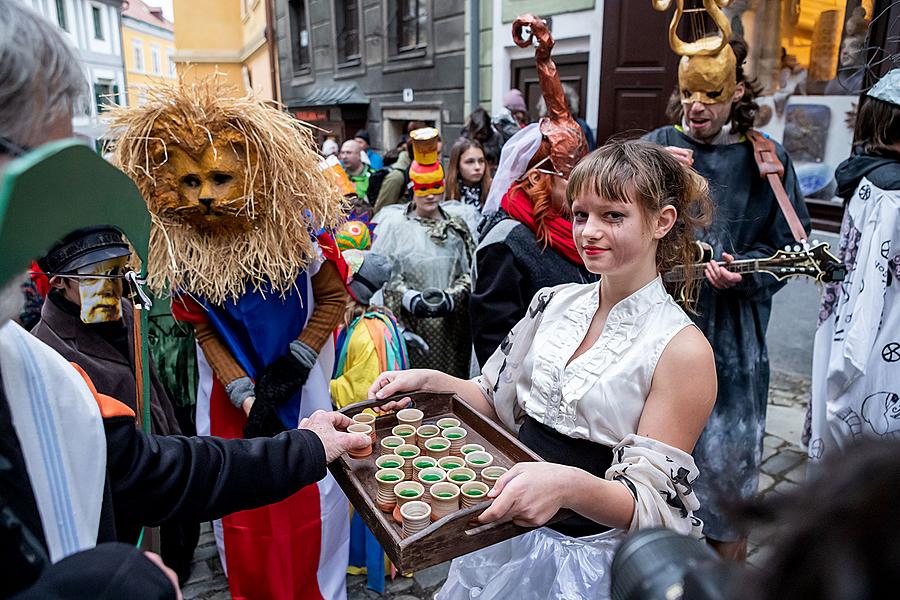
[501,186,583,265]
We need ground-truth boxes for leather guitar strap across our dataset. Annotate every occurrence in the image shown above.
[746,129,808,243]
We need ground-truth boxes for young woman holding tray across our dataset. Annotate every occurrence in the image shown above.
[369,140,717,599]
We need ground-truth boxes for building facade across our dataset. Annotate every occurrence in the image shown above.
[275,0,466,154]
[172,0,279,101]
[470,0,899,230]
[121,0,176,105]
[19,0,126,143]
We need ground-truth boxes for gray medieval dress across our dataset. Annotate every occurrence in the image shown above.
[372,204,475,378]
[644,126,810,541]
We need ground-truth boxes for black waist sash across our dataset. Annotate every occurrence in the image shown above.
[517,415,614,538]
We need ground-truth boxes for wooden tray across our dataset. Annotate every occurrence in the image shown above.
[329,391,560,573]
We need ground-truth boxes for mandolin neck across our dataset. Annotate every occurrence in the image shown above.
[665,258,761,284]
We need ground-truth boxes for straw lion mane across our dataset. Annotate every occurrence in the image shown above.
[108,80,345,304]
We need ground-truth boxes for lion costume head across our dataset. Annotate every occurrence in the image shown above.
[108,79,345,304]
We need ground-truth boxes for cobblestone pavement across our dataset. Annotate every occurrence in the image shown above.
[183,369,811,599]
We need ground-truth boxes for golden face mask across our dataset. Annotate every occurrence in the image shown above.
[678,43,737,105]
[159,141,250,231]
[76,257,127,324]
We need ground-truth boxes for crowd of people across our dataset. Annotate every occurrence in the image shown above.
[2,1,900,599]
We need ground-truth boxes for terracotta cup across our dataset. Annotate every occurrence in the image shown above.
[380,435,404,455]
[375,454,405,472]
[460,481,489,509]
[464,451,494,479]
[415,424,440,449]
[429,482,460,521]
[436,417,460,430]
[375,468,404,512]
[417,466,447,502]
[481,466,508,487]
[400,501,432,538]
[352,412,377,443]
[446,467,476,486]
[442,427,468,456]
[346,424,373,458]
[412,455,438,480]
[424,436,451,459]
[392,424,417,446]
[397,408,424,430]
[460,443,485,456]
[394,481,425,508]
[437,456,465,471]
[395,444,420,480]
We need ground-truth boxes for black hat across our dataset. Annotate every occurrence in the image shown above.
[354,129,370,145]
[38,226,130,275]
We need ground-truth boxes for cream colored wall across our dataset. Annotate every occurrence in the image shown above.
[122,25,176,105]
[173,0,276,101]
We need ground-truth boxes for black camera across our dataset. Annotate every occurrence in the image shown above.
[611,529,742,600]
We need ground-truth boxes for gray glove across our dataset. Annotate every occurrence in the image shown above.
[402,288,454,318]
[225,376,255,409]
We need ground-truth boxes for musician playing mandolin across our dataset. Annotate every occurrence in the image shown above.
[644,31,811,560]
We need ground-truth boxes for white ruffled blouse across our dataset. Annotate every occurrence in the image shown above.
[475,277,704,535]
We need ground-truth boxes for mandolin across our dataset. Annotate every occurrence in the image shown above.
[664,241,847,286]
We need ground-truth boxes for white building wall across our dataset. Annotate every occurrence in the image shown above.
[16,0,126,142]
[490,4,605,133]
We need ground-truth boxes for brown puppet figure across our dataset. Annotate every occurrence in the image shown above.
[109,81,352,600]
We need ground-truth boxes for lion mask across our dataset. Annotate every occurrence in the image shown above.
[108,80,345,304]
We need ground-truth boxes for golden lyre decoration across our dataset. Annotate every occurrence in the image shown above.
[652,0,733,57]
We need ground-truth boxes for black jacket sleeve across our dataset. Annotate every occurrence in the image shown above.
[470,242,527,368]
[104,417,327,532]
[11,542,176,600]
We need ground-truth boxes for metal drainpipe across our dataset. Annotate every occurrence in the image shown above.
[469,0,480,112]
[266,0,281,104]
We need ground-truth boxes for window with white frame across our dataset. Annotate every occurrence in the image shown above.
[91,5,104,40]
[167,49,176,77]
[151,45,161,74]
[55,0,68,31]
[133,40,144,72]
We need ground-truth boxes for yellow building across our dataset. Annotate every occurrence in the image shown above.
[121,0,176,105]
[172,0,278,101]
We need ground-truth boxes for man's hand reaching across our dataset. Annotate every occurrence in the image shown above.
[299,410,371,463]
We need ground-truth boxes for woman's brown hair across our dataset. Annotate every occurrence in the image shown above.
[566,140,714,309]
[445,138,493,206]
[853,94,900,154]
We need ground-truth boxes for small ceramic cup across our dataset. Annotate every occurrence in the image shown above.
[446,467,476,486]
[437,456,465,471]
[429,482,460,521]
[460,443,485,456]
[464,451,494,478]
[375,468,404,512]
[400,500,432,538]
[352,412,377,443]
[417,467,447,502]
[394,481,425,507]
[436,417,461,430]
[412,455,438,480]
[375,454,405,472]
[460,481,490,508]
[480,466,508,487]
[391,424,418,446]
[392,480,425,524]
[346,423,373,458]
[380,435,404,455]
[397,408,424,430]
[442,427,468,455]
[415,424,440,449]
[395,444,420,480]
[424,436,451,459]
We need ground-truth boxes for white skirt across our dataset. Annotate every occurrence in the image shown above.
[434,527,626,600]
